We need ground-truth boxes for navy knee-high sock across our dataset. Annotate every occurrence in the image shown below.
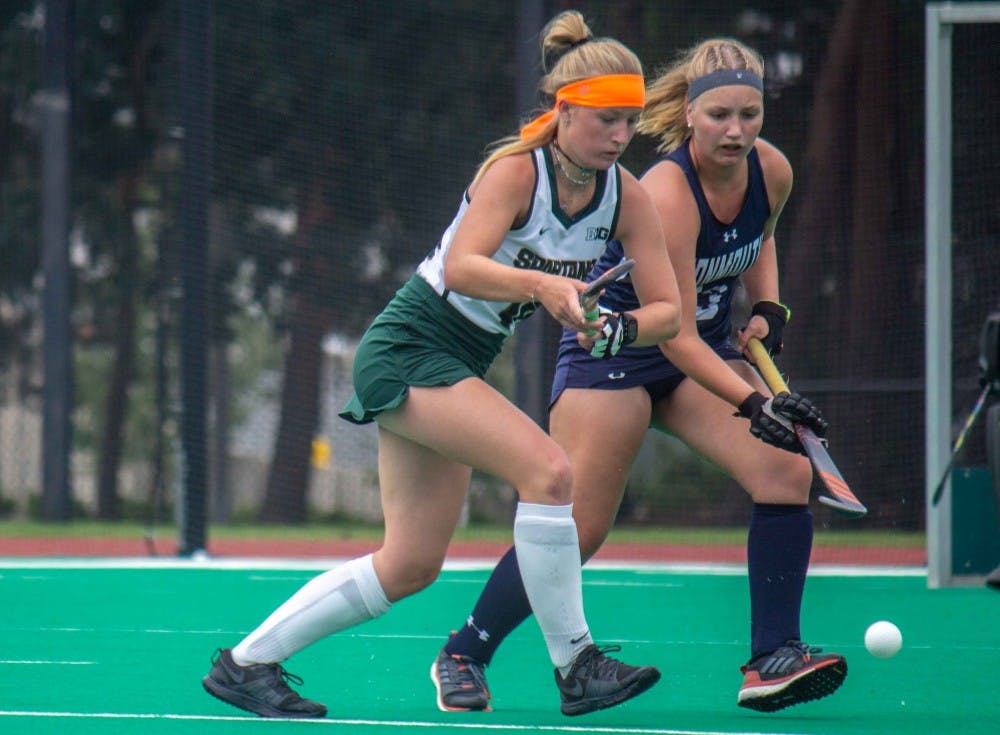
[747,503,813,658]
[444,546,532,665]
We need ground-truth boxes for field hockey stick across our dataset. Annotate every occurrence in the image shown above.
[580,257,636,320]
[747,338,868,517]
[930,382,994,506]
[930,313,1000,505]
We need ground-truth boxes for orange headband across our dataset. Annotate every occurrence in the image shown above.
[519,73,645,141]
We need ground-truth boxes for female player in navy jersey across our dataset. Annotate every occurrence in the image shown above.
[434,37,845,715]
[201,11,680,720]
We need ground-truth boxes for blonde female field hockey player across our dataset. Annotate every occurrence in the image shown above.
[434,37,844,716]
[201,10,680,719]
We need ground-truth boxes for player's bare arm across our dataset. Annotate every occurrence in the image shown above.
[612,169,681,346]
[443,154,535,301]
[738,140,793,350]
[444,154,595,333]
[644,160,763,407]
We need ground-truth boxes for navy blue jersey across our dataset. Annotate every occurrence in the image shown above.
[551,140,772,406]
[590,139,770,355]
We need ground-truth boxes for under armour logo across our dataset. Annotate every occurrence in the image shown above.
[722,228,738,242]
[467,615,490,642]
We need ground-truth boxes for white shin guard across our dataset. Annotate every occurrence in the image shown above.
[232,553,390,665]
[513,502,593,668]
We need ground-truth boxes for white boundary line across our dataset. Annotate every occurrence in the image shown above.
[0,556,926,576]
[0,710,814,735]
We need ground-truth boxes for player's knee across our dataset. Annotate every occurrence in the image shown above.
[542,456,574,504]
[782,454,814,496]
[745,453,812,503]
[519,447,573,505]
[382,557,442,599]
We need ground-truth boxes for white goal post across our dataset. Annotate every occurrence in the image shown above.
[925,2,1000,588]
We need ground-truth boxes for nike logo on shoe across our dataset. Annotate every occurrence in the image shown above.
[561,678,585,698]
[555,644,662,716]
[220,652,247,684]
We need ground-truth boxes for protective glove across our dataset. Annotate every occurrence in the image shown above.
[738,390,828,455]
[747,300,790,356]
[590,306,638,359]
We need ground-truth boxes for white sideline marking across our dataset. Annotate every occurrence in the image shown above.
[0,660,95,665]
[0,556,926,577]
[0,710,810,735]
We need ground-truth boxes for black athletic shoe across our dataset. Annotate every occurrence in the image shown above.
[555,644,661,716]
[986,564,1000,590]
[737,640,847,712]
[430,648,492,712]
[202,648,327,718]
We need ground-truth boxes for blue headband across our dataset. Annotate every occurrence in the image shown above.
[688,69,763,101]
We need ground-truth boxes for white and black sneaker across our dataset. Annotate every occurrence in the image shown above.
[555,644,661,716]
[202,648,327,718]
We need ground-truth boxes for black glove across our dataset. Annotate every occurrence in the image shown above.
[738,391,828,455]
[590,308,638,359]
[748,301,790,356]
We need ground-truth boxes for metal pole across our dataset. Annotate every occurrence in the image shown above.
[925,3,954,588]
[177,0,213,555]
[513,0,555,430]
[40,0,74,521]
[925,2,1000,587]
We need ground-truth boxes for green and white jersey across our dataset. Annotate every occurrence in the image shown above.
[416,146,623,335]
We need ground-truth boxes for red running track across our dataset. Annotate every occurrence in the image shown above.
[0,536,926,566]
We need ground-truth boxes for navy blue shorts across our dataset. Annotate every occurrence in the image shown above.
[550,332,743,407]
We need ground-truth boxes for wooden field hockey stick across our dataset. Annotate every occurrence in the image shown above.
[747,338,868,518]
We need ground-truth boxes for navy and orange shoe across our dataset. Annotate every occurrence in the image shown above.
[430,648,492,712]
[737,640,847,712]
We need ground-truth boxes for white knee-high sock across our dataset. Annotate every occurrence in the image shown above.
[513,502,593,669]
[232,553,390,665]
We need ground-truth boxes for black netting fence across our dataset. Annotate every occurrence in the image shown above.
[1,1,997,560]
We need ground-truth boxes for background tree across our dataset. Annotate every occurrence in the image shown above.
[210,2,516,521]
[1,0,994,537]
[74,2,166,519]
[0,3,44,381]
